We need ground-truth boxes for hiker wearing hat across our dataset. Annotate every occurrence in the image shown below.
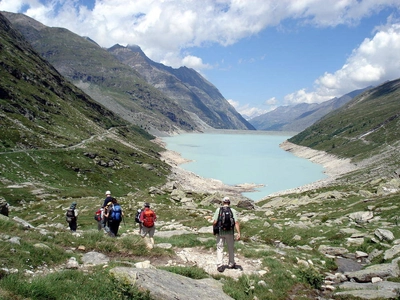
[139,202,157,249]
[212,196,240,273]
[102,190,113,207]
[65,202,78,232]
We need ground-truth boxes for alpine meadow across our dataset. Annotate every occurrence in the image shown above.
[1,10,400,300]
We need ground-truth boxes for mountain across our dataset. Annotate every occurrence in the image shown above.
[249,88,370,132]
[2,12,254,134]
[108,44,254,130]
[0,12,169,201]
[289,78,400,178]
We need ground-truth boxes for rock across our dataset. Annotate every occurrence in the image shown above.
[109,267,233,300]
[81,251,110,266]
[135,260,155,269]
[236,199,254,210]
[345,260,400,282]
[335,281,400,299]
[9,237,21,245]
[156,243,173,249]
[355,251,368,259]
[156,230,192,238]
[12,216,35,229]
[65,257,79,269]
[348,211,373,223]
[384,244,400,260]
[318,245,349,256]
[374,229,395,242]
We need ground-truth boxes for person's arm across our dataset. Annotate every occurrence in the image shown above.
[139,211,144,222]
[235,221,240,240]
[212,208,220,225]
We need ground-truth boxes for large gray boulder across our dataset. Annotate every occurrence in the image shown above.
[110,267,233,300]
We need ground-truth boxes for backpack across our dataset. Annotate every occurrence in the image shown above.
[109,203,122,221]
[218,207,235,231]
[135,208,142,223]
[65,208,75,223]
[142,209,155,228]
[94,209,102,221]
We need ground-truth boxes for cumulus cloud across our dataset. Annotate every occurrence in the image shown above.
[284,22,400,104]
[2,0,399,70]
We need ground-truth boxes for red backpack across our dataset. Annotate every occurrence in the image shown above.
[142,209,155,228]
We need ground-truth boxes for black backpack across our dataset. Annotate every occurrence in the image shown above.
[218,207,235,231]
[135,208,142,223]
[65,208,75,223]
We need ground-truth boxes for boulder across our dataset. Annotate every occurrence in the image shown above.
[109,267,233,300]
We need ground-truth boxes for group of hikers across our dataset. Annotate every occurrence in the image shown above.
[64,192,240,272]
[65,191,157,248]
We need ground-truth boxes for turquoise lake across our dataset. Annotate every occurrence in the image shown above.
[162,131,327,201]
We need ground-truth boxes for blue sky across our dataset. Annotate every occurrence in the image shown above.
[1,1,400,119]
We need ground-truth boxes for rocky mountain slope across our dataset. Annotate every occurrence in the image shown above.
[109,44,254,131]
[249,88,370,132]
[2,11,253,135]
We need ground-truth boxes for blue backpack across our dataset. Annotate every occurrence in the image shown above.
[110,204,122,221]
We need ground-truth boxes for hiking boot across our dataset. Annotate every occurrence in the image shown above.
[228,263,236,269]
[217,265,224,273]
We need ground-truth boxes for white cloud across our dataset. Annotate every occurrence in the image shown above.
[228,99,272,119]
[284,22,400,104]
[2,0,399,70]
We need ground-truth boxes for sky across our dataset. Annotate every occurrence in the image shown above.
[1,0,400,119]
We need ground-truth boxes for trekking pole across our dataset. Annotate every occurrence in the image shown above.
[122,215,126,227]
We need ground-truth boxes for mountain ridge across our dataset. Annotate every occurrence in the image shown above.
[2,11,253,134]
[249,87,371,132]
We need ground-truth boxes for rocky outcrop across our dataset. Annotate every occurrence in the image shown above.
[110,267,233,300]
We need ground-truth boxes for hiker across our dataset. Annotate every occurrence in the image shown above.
[102,190,113,207]
[65,202,78,232]
[135,206,144,232]
[212,196,240,273]
[139,202,157,249]
[102,200,113,235]
[0,197,9,217]
[94,206,103,231]
[108,198,124,237]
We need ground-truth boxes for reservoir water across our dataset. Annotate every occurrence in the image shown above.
[162,131,327,201]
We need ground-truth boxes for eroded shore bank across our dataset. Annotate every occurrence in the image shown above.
[154,137,358,202]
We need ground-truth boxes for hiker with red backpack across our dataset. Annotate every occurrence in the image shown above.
[139,202,157,249]
[212,196,240,273]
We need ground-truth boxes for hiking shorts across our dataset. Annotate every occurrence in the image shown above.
[140,225,155,238]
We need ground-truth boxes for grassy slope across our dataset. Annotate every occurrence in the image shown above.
[0,13,169,204]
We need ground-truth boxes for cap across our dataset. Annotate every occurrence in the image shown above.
[105,191,111,195]
[144,202,150,207]
[223,197,230,203]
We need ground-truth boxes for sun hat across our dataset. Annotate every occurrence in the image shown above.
[105,191,111,195]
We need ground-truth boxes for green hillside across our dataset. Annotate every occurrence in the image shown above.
[0,13,169,204]
[289,79,400,159]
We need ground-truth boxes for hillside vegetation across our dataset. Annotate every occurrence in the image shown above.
[289,79,400,184]
[0,13,169,205]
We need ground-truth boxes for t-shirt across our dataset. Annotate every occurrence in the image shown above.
[213,206,238,235]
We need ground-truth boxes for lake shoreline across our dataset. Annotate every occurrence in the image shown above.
[154,137,358,202]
